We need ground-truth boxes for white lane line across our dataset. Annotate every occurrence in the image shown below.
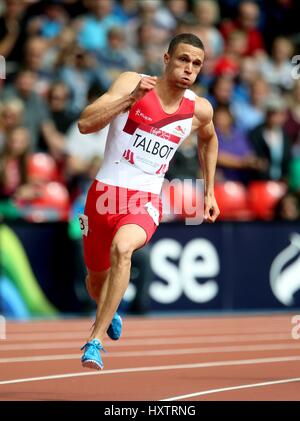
[6,328,217,341]
[160,377,300,401]
[4,328,293,342]
[7,321,290,342]
[1,355,300,386]
[7,329,286,342]
[0,343,300,364]
[6,319,292,329]
[0,333,292,351]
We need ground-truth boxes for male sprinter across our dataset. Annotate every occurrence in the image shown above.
[78,33,220,370]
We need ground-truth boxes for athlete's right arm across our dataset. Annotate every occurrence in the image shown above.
[78,72,157,134]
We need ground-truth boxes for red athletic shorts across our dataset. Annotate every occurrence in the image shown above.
[81,180,162,272]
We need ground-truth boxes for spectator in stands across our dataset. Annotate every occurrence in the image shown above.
[0,97,24,152]
[206,75,234,108]
[134,19,167,76]
[138,43,164,76]
[147,0,181,32]
[57,44,109,114]
[259,36,295,93]
[284,80,300,147]
[47,81,76,135]
[0,4,298,206]
[43,81,77,170]
[0,0,28,77]
[74,0,122,53]
[175,13,198,36]
[58,0,87,19]
[166,134,200,181]
[0,126,32,199]
[214,105,265,183]
[27,0,69,40]
[46,27,77,73]
[213,30,247,79]
[96,26,143,83]
[193,0,224,61]
[21,36,52,96]
[274,192,300,221]
[64,84,108,197]
[233,56,260,103]
[263,0,299,50]
[113,0,139,24]
[2,69,65,158]
[126,0,171,50]
[220,0,265,57]
[249,95,292,181]
[232,77,269,131]
[165,0,190,24]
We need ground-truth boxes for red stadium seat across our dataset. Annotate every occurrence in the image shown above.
[27,153,59,183]
[214,181,253,220]
[17,182,70,222]
[248,181,287,220]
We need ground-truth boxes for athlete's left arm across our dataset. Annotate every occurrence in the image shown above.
[195,97,220,223]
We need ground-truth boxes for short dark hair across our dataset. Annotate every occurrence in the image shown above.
[167,33,205,55]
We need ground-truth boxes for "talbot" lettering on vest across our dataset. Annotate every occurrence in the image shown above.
[133,134,174,159]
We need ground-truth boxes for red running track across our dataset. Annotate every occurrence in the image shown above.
[0,314,300,401]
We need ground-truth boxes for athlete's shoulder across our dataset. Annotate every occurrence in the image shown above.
[194,95,214,125]
[109,72,142,95]
[111,71,142,86]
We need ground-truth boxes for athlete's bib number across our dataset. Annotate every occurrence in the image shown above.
[78,214,88,236]
[122,124,180,175]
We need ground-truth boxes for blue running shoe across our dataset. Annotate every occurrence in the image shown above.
[107,312,123,341]
[81,338,106,370]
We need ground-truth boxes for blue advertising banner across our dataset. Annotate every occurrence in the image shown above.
[1,220,300,316]
[125,221,300,312]
[232,223,300,309]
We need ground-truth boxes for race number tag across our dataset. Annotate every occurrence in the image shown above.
[145,202,159,226]
[122,124,180,175]
[78,214,89,236]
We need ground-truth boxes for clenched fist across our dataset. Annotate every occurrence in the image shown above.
[130,76,157,102]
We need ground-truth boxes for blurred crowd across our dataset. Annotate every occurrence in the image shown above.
[0,0,300,222]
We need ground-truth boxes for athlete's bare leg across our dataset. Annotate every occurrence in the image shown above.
[88,224,147,343]
[85,269,110,306]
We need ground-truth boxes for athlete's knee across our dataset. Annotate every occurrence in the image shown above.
[110,240,134,265]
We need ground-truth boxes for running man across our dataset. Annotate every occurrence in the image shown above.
[78,33,220,370]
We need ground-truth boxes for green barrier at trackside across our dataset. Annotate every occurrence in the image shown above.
[0,224,58,316]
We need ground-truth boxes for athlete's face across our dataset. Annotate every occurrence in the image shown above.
[164,43,204,89]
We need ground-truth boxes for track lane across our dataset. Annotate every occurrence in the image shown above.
[0,314,299,401]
